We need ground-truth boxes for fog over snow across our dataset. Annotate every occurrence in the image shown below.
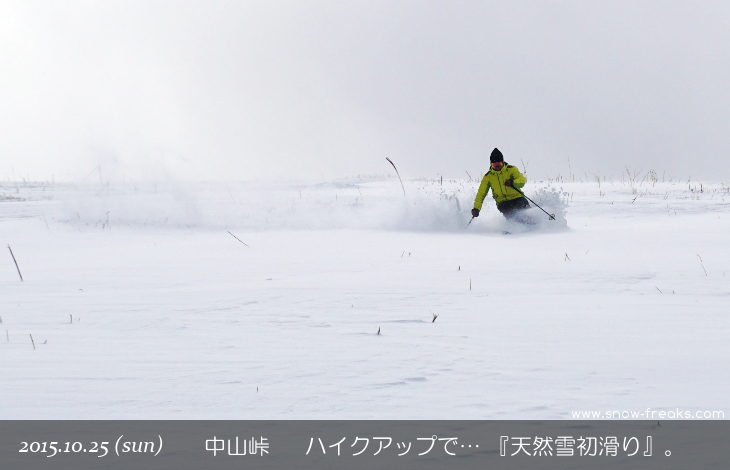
[1,1,729,183]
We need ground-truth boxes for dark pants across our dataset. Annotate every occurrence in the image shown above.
[497,197,530,219]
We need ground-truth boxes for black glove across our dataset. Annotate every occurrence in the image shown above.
[504,179,513,187]
[471,208,480,217]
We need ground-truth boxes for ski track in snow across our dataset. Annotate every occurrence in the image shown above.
[1,178,729,419]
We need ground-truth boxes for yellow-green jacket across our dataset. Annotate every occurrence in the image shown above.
[473,163,527,210]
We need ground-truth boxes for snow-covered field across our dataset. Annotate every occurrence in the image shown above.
[1,176,729,419]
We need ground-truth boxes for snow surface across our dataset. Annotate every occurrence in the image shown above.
[1,176,729,419]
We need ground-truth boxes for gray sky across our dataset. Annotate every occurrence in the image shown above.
[2,1,729,182]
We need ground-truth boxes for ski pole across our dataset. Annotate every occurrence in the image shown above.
[466,216,474,227]
[513,187,555,220]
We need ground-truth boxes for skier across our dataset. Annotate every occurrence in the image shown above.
[471,148,531,221]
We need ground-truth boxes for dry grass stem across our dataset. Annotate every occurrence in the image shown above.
[227,231,250,248]
[385,157,406,196]
[7,245,23,281]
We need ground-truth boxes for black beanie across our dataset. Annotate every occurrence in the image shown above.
[490,148,504,163]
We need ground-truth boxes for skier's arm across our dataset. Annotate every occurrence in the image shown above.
[473,175,491,211]
[510,166,526,189]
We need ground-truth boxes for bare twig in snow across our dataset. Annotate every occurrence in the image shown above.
[655,286,662,293]
[377,326,380,335]
[697,254,707,276]
[227,231,250,247]
[385,157,406,196]
[565,253,571,261]
[30,334,35,350]
[7,245,23,281]
[430,311,439,323]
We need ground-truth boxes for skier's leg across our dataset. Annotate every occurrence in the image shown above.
[513,197,536,225]
[496,200,515,218]
[499,197,534,223]
[497,198,528,219]
[514,197,530,210]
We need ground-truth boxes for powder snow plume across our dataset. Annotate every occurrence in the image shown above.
[54,177,569,234]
